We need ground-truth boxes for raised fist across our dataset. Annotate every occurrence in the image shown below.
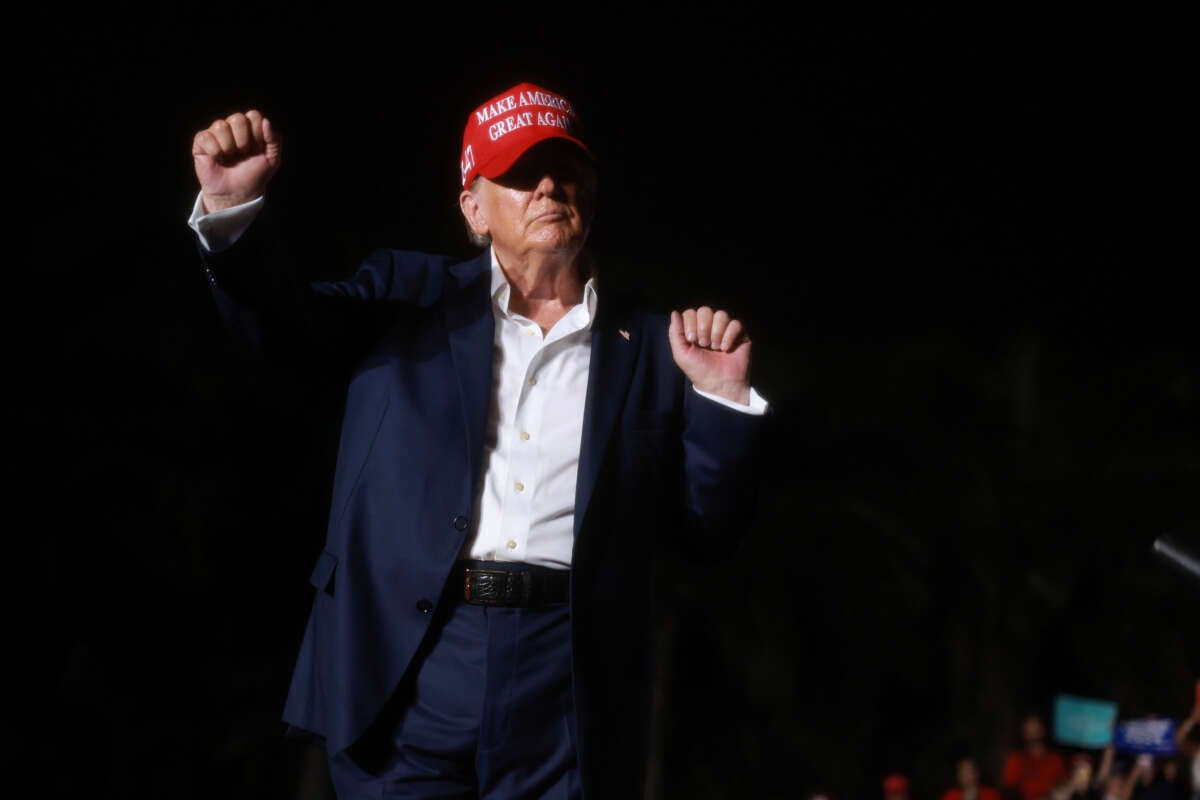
[192,109,282,213]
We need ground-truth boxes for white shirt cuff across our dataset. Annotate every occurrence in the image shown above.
[187,192,264,253]
[692,385,769,415]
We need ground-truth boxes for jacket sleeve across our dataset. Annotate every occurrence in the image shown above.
[195,208,453,374]
[679,386,769,550]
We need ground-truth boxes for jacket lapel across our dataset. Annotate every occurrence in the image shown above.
[443,253,639,539]
[574,296,639,537]
[445,252,495,497]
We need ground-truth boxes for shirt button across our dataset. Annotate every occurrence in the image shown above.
[528,376,537,386]
[416,599,434,614]
[506,539,517,550]
[525,328,536,336]
[519,432,530,441]
[514,482,525,492]
[452,515,469,531]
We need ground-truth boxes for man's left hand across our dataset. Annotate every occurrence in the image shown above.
[668,307,752,405]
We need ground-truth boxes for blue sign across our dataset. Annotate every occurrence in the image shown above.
[1053,693,1118,748]
[1113,718,1178,755]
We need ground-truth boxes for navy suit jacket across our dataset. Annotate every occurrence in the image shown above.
[199,222,764,797]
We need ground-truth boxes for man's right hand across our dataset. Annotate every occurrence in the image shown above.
[192,109,282,213]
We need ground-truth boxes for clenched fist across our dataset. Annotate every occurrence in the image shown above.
[668,306,752,405]
[192,109,282,213]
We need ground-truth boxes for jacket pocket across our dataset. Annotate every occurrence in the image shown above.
[308,550,338,596]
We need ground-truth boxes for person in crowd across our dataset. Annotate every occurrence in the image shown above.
[885,774,912,800]
[1125,753,1180,800]
[1100,771,1131,800]
[1002,713,1068,800]
[1055,752,1101,800]
[1157,752,1194,799]
[942,755,1002,800]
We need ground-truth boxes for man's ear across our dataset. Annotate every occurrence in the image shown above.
[459,189,489,238]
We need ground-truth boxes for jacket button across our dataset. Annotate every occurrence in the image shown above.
[452,515,469,531]
[416,599,433,614]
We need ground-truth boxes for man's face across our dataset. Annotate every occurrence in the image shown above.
[465,139,595,260]
[1022,716,1045,745]
[956,758,979,787]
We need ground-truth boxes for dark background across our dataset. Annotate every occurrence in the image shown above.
[41,3,1196,798]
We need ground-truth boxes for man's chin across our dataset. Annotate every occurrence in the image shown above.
[528,233,586,256]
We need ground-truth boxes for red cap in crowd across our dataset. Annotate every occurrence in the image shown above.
[883,774,909,795]
[459,81,593,188]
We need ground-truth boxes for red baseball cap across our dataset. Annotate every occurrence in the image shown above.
[882,775,909,794]
[459,81,593,188]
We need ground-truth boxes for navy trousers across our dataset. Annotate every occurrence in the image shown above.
[326,565,582,799]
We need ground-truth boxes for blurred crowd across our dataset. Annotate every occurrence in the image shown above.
[806,696,1199,800]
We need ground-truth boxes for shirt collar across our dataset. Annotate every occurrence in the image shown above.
[489,247,598,326]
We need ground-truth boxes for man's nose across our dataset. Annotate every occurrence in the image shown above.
[533,173,565,197]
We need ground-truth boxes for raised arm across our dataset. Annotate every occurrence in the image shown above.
[1176,695,1199,754]
[666,305,768,555]
[1093,744,1115,787]
[187,109,422,373]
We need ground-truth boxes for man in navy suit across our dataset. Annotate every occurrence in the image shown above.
[188,80,768,798]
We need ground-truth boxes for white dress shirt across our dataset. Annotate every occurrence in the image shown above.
[188,195,768,569]
[465,259,597,567]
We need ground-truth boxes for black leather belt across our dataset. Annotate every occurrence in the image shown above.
[453,561,569,608]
